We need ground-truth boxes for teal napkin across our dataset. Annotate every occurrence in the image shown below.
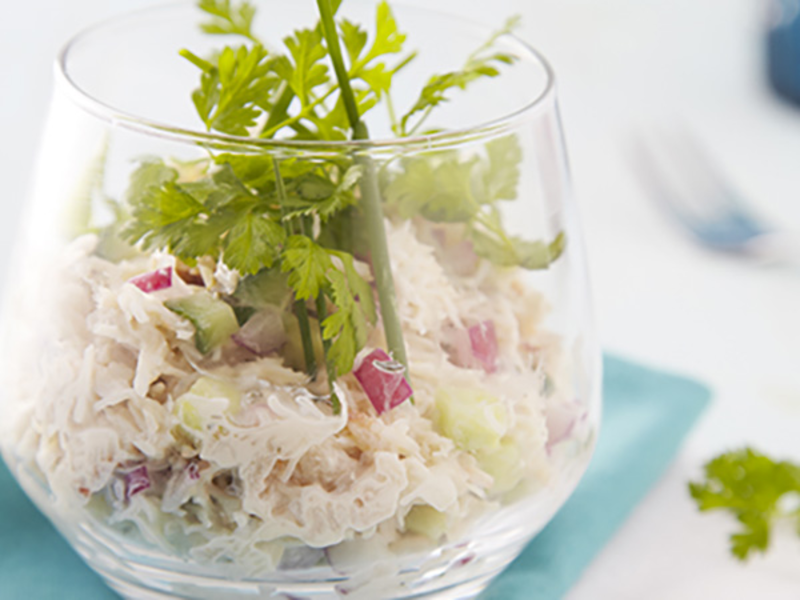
[482,354,711,599]
[0,355,710,600]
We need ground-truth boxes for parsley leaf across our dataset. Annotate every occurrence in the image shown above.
[122,158,287,274]
[280,235,375,376]
[399,17,519,136]
[118,0,534,393]
[385,135,522,221]
[125,159,179,206]
[482,134,522,201]
[346,1,407,73]
[281,235,334,301]
[340,19,368,67]
[214,153,274,189]
[273,28,330,107]
[198,0,258,43]
[329,249,377,324]
[385,154,480,222]
[470,217,566,270]
[689,448,800,560]
[383,134,563,270]
[399,53,515,136]
[183,44,279,135]
[369,1,406,59]
[223,213,285,275]
[339,1,414,129]
[321,269,368,377]
[283,165,363,223]
[122,162,205,251]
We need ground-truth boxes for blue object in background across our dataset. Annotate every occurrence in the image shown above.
[0,355,711,600]
[768,0,800,104]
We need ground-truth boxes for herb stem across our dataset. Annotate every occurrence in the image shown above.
[179,49,214,72]
[386,92,399,137]
[294,301,318,378]
[262,85,338,139]
[316,0,410,374]
[318,1,360,126]
[315,293,341,414]
[262,84,296,138]
[407,105,434,136]
[274,157,318,378]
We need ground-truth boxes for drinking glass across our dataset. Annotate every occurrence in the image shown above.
[0,2,600,598]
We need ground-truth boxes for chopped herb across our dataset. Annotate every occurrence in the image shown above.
[689,448,800,560]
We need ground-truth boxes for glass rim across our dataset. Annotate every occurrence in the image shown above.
[55,0,557,154]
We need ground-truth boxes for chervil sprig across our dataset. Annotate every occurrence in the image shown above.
[399,16,520,136]
[117,0,556,406]
[197,0,259,43]
[180,45,280,136]
[689,448,800,560]
[384,135,564,270]
[122,159,285,275]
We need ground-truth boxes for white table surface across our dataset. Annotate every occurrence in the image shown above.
[4,1,800,598]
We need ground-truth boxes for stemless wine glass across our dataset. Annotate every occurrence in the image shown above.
[0,2,600,598]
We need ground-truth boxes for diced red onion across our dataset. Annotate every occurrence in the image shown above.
[431,228,447,246]
[186,462,201,481]
[456,553,476,567]
[468,321,498,373]
[444,240,480,276]
[442,321,498,373]
[125,465,150,498]
[441,324,474,369]
[546,401,582,450]
[430,228,479,276]
[353,349,412,415]
[231,308,286,356]
[129,267,172,293]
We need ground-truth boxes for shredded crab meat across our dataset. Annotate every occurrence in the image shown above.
[0,220,572,573]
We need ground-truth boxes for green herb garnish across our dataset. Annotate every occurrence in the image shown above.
[115,0,563,410]
[689,448,800,560]
[399,16,520,136]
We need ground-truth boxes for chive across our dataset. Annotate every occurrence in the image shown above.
[316,0,410,376]
[315,293,342,415]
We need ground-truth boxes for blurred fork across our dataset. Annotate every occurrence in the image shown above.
[629,128,800,267]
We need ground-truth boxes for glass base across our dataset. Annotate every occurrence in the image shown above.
[69,520,525,600]
[95,562,501,600]
[5,438,593,600]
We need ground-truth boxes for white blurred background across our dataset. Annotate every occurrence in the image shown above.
[4,1,800,598]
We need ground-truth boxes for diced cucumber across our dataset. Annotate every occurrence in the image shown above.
[405,505,448,541]
[434,387,508,452]
[176,399,205,431]
[165,293,239,354]
[188,377,242,415]
[476,437,524,495]
[175,376,242,431]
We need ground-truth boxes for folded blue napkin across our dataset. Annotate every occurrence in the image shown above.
[482,354,711,599]
[0,355,710,600]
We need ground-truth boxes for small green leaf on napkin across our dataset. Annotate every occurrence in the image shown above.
[689,447,800,560]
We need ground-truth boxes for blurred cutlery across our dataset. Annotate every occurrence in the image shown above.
[630,128,800,267]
